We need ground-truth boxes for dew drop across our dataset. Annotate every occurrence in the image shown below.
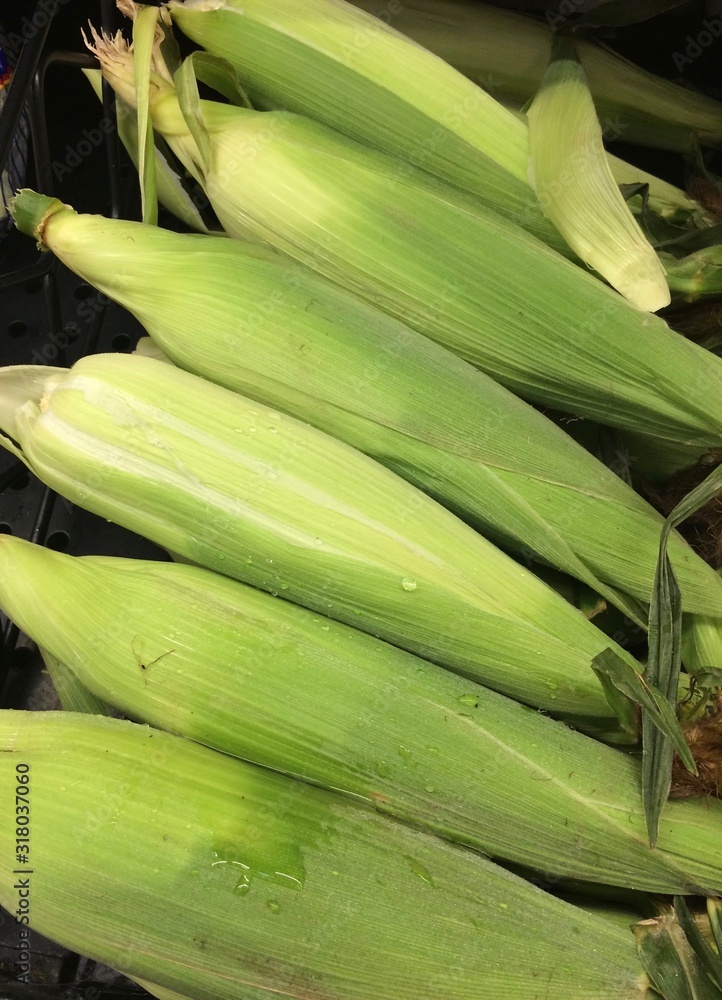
[401,577,417,592]
[458,694,479,708]
[267,900,281,913]
[405,856,435,887]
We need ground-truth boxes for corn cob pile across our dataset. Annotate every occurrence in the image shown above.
[2,1,722,998]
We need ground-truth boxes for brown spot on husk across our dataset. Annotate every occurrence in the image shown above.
[672,693,722,798]
[687,176,722,220]
[644,458,722,569]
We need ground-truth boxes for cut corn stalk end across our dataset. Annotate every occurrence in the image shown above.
[10,189,68,248]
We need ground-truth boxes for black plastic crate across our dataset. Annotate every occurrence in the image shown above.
[0,1,164,995]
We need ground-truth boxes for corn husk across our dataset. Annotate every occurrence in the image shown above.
[0,352,644,732]
[83,67,210,234]
[91,36,722,451]
[0,710,654,1000]
[527,37,669,313]
[502,99,704,224]
[13,192,722,621]
[350,0,722,153]
[160,0,574,256]
[2,536,720,891]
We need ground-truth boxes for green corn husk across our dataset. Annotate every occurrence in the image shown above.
[92,37,722,451]
[83,67,210,234]
[634,904,722,1000]
[663,247,722,304]
[161,0,572,256]
[0,352,643,733]
[0,711,656,1000]
[1,536,720,892]
[504,101,704,224]
[350,0,722,153]
[474,87,707,228]
[683,607,722,674]
[500,101,711,237]
[527,37,669,313]
[13,193,722,622]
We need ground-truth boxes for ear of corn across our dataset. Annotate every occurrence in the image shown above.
[350,0,722,153]
[91,38,722,451]
[0,352,644,732]
[160,0,715,230]
[2,535,720,891]
[0,710,655,1000]
[162,0,573,256]
[527,36,669,312]
[13,192,722,621]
